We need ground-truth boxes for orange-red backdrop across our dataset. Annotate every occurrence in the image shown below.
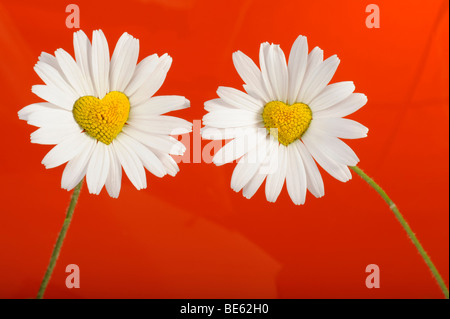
[0,0,448,298]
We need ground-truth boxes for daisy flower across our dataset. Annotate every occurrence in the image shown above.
[18,30,191,198]
[202,35,368,205]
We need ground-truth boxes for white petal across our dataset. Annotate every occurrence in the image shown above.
[300,55,340,104]
[86,142,110,195]
[310,117,368,139]
[105,144,122,198]
[306,132,359,166]
[124,54,159,97]
[201,126,256,140]
[91,30,110,98]
[285,143,307,205]
[151,150,179,177]
[309,81,355,112]
[32,85,76,110]
[34,61,77,98]
[38,52,62,74]
[204,98,236,112]
[259,42,275,101]
[232,50,269,101]
[122,126,186,155]
[265,144,287,202]
[127,115,192,135]
[42,133,91,168]
[302,133,352,182]
[216,86,263,112]
[202,109,262,128]
[313,93,368,119]
[131,95,189,116]
[19,102,69,121]
[230,134,270,192]
[113,138,147,190]
[55,48,90,96]
[129,54,172,106]
[73,30,95,95]
[22,105,75,128]
[295,141,325,198]
[117,133,166,178]
[287,35,308,105]
[242,137,277,199]
[61,138,96,191]
[242,169,267,199]
[212,130,266,166]
[265,44,288,102]
[305,47,323,70]
[296,47,323,102]
[110,32,140,92]
[30,126,82,145]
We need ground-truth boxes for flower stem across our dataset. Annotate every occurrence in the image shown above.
[36,180,83,299]
[350,166,449,299]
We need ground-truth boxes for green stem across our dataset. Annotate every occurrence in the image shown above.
[36,180,83,299]
[350,166,449,299]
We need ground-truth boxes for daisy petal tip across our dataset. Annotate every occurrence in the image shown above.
[41,158,50,168]
[167,170,178,177]
[106,187,121,199]
[88,189,100,196]
[161,53,172,62]
[74,29,87,39]
[216,86,225,94]
[31,85,39,93]
[155,170,167,178]
[212,159,222,166]
[362,126,369,136]
[260,42,270,50]
[265,191,278,203]
[242,192,253,200]
[212,157,226,167]
[232,50,245,62]
[17,110,26,120]
[292,200,305,206]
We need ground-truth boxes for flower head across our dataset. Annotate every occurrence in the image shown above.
[202,35,368,205]
[19,30,191,198]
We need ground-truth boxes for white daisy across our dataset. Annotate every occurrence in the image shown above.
[19,30,191,198]
[202,35,368,205]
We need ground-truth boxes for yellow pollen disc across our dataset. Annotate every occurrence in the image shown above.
[262,101,312,146]
[73,91,130,145]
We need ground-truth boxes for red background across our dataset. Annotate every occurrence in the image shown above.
[0,0,448,298]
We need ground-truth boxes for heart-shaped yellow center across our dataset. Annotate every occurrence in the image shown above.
[73,91,130,145]
[262,101,312,146]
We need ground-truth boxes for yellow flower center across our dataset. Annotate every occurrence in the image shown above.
[262,101,312,146]
[73,91,130,145]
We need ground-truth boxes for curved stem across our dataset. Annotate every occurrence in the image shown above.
[350,166,449,299]
[36,180,83,299]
